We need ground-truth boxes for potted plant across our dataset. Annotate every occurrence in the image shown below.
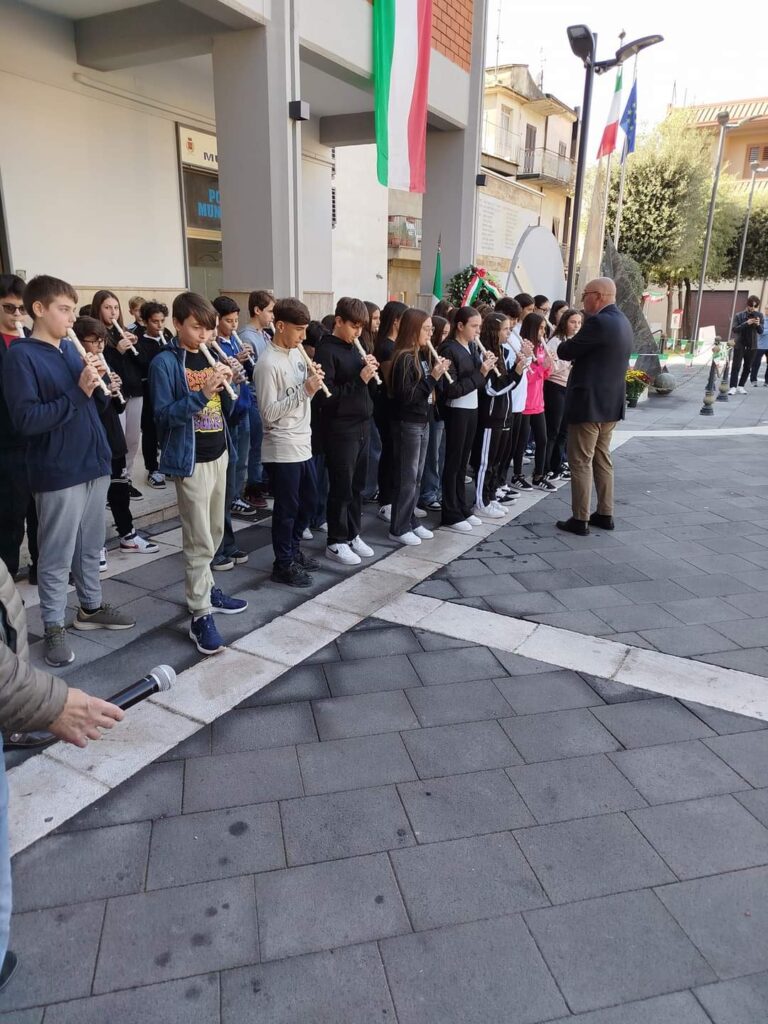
[626,369,651,408]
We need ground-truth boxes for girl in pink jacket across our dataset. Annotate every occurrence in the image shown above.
[512,313,554,491]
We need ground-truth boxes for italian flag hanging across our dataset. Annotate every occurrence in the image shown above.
[596,67,623,159]
[462,268,502,306]
[373,0,432,192]
[431,236,443,307]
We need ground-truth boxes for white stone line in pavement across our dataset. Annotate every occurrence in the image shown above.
[376,594,768,723]
[614,424,768,440]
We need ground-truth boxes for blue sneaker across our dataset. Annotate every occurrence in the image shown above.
[210,586,248,615]
[189,613,225,655]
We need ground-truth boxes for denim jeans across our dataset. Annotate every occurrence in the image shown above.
[419,418,445,504]
[232,417,250,498]
[391,420,429,536]
[363,419,382,500]
[310,453,329,528]
[247,399,264,486]
[0,758,11,966]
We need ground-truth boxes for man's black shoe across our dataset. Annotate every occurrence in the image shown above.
[295,549,321,572]
[271,563,312,588]
[556,517,590,536]
[589,513,615,530]
[0,951,18,992]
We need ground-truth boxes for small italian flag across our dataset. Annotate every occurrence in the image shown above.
[431,237,443,307]
[596,66,623,159]
[461,269,502,307]
[373,0,432,193]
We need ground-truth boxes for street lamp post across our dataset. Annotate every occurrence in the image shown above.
[564,27,663,305]
[726,160,768,339]
[691,111,730,349]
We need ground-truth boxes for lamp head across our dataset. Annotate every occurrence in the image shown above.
[615,33,664,63]
[567,25,595,64]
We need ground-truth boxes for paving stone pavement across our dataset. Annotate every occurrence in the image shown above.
[4,613,768,1020]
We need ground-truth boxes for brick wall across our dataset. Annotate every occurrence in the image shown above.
[368,0,474,73]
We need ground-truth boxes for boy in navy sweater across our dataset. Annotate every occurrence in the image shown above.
[4,276,135,667]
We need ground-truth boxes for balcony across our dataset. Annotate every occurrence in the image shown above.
[388,215,422,251]
[517,147,576,188]
[481,115,521,167]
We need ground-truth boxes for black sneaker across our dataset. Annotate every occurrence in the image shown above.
[271,562,312,588]
[513,475,533,491]
[295,549,321,572]
[232,549,249,565]
[128,482,143,501]
[534,477,557,491]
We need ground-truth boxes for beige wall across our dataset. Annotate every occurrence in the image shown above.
[723,128,768,179]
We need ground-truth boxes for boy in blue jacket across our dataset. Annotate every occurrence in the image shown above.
[4,276,135,668]
[149,292,247,655]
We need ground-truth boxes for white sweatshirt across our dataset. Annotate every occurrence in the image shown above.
[253,342,312,463]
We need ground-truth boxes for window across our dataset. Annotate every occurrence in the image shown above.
[763,146,768,162]
[552,217,561,239]
[746,145,760,177]
[524,124,537,173]
[558,142,567,158]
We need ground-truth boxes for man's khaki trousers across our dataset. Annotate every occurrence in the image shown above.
[567,422,617,522]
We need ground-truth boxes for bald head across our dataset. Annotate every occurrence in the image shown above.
[582,277,616,315]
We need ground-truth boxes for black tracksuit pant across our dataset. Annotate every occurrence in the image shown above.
[441,407,477,525]
[0,448,38,576]
[514,412,547,478]
[543,381,568,475]
[324,421,369,546]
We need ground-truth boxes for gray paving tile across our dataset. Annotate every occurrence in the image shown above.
[578,671,658,703]
[507,754,647,824]
[548,991,712,1024]
[500,709,621,762]
[695,971,768,1024]
[479,553,555,575]
[514,568,591,592]
[661,596,745,625]
[672,572,757,598]
[397,769,534,842]
[280,785,414,865]
[412,579,461,599]
[656,867,768,979]
[696,646,768,677]
[80,594,184,650]
[442,558,495,578]
[548,584,633,611]
[221,945,395,1024]
[323,653,421,696]
[704,731,768,786]
[408,646,506,685]
[12,822,150,912]
[483,591,566,617]
[183,746,303,812]
[614,579,698,604]
[296,732,417,795]
[712,615,768,648]
[736,788,768,828]
[592,698,716,748]
[516,813,675,903]
[572,562,652,586]
[390,832,547,930]
[452,572,528,598]
[158,725,211,760]
[638,623,736,657]
[44,974,220,1024]
[0,1011,41,1024]
[536,550,617,572]
[681,552,758,574]
[401,719,522,777]
[211,703,317,753]
[241,663,330,706]
[489,648,561,675]
[414,627,475,650]
[60,761,183,831]
[336,624,421,659]
[631,794,768,878]
[526,609,615,635]
[117,551,187,589]
[723,590,768,615]
[494,670,603,714]
[380,916,567,1024]
[682,700,768,735]
[304,640,340,663]
[94,876,258,993]
[147,803,284,888]
[255,853,409,960]
[0,901,104,1012]
[609,740,750,804]
[312,690,419,740]
[595,602,673,632]
[405,679,513,727]
[524,890,715,1013]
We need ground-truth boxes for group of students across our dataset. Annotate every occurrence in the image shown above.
[0,271,582,664]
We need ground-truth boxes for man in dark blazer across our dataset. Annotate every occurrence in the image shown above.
[555,278,632,536]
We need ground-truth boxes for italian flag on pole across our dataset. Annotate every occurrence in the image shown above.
[596,67,623,159]
[373,0,432,192]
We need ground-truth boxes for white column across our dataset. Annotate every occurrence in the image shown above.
[212,2,302,294]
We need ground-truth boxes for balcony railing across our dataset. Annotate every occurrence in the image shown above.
[481,115,521,166]
[518,147,576,187]
[388,215,422,250]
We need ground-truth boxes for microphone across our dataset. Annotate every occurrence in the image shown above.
[5,665,175,748]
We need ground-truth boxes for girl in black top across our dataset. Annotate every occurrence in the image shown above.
[388,309,450,543]
[372,300,407,523]
[438,306,496,531]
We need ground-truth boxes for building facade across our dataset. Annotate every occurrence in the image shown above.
[0,0,487,314]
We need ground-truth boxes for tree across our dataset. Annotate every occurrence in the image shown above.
[727,199,768,285]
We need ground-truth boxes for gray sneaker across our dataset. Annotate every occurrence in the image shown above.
[44,626,75,667]
[72,604,135,631]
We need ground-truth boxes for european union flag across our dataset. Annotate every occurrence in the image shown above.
[620,81,638,155]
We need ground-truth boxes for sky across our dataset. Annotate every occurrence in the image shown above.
[485,0,766,161]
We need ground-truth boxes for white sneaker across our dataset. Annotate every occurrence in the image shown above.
[466,514,482,526]
[446,520,473,533]
[119,531,160,554]
[413,506,427,518]
[99,548,108,572]
[414,525,434,540]
[326,543,361,566]
[318,522,328,533]
[302,527,313,540]
[377,504,392,522]
[728,387,737,394]
[473,504,505,519]
[350,535,374,557]
[489,500,508,514]
[737,386,747,394]
[389,531,421,545]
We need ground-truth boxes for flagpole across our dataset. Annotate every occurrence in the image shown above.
[599,150,613,266]
[614,55,637,250]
